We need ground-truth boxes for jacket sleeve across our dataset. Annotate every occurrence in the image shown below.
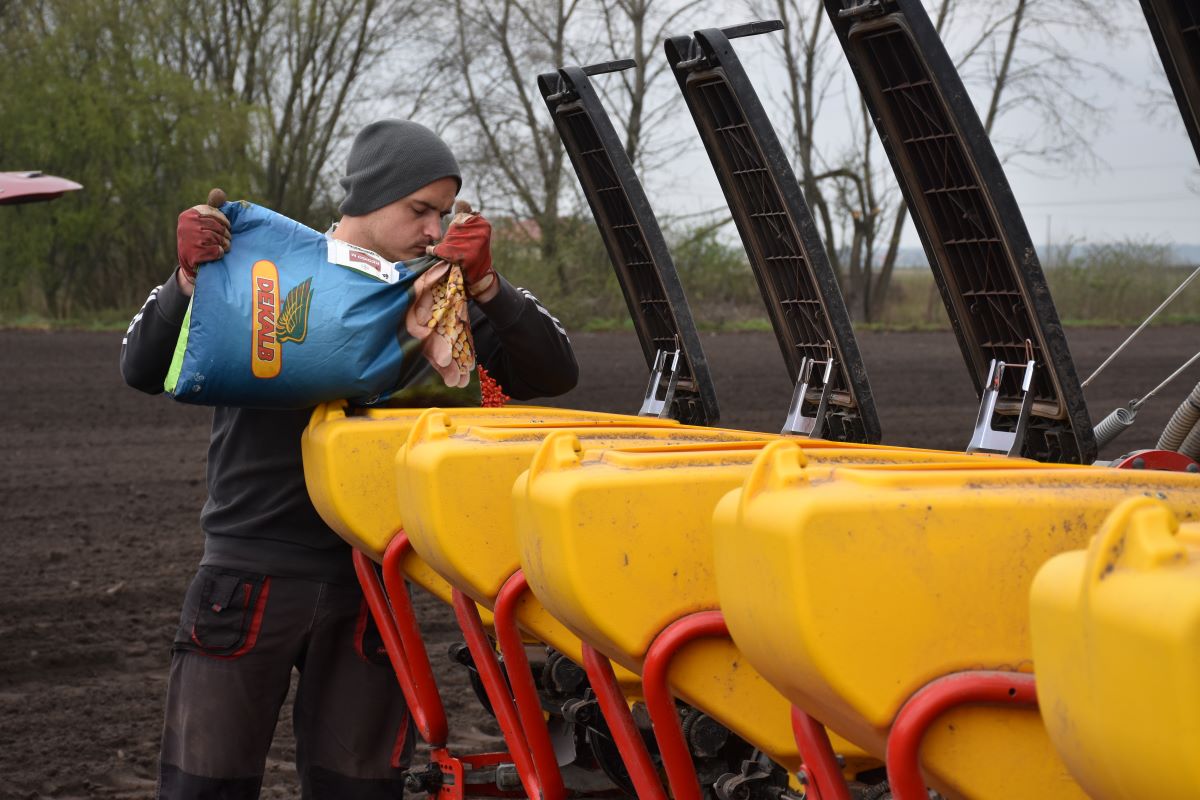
[470,276,578,401]
[120,269,192,395]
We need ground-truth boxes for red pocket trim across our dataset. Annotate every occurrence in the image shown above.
[190,578,271,660]
[353,598,370,663]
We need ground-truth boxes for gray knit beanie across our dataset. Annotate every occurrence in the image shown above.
[338,119,461,216]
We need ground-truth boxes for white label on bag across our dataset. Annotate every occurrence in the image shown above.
[326,239,399,284]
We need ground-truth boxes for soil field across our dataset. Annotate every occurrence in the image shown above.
[1,326,1196,798]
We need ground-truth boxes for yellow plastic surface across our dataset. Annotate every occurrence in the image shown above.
[398,412,771,607]
[301,400,676,560]
[715,441,1200,800]
[1031,498,1200,800]
[517,434,1021,774]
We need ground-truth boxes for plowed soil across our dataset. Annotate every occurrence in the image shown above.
[1,326,1194,798]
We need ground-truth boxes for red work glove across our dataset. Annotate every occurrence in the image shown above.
[177,188,231,288]
[429,210,496,296]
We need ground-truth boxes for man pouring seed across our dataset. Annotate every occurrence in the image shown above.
[121,119,578,799]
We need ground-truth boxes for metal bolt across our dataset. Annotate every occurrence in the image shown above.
[495,763,522,791]
[1132,457,1146,469]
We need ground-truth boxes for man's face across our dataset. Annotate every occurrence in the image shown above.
[361,176,457,262]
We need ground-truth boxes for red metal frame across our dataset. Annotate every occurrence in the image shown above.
[452,587,553,799]
[886,671,1038,800]
[357,539,531,799]
[640,611,850,800]
[580,644,668,800]
[380,533,451,744]
[493,571,567,799]
[789,707,850,800]
[353,547,447,746]
[1112,448,1200,472]
[640,611,724,800]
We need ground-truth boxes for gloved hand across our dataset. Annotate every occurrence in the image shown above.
[177,188,231,293]
[428,201,496,297]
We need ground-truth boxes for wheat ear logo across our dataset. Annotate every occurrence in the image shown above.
[277,277,313,345]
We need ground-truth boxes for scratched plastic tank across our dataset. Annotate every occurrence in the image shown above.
[713,441,1200,800]
[301,400,679,609]
[303,401,678,558]
[395,410,771,674]
[515,434,1023,775]
[1031,497,1200,800]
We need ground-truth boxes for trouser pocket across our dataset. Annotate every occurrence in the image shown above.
[173,566,270,659]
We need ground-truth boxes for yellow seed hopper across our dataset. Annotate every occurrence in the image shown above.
[713,441,1200,800]
[516,434,1029,785]
[302,400,679,559]
[301,400,679,604]
[1031,497,1200,800]
[396,410,770,658]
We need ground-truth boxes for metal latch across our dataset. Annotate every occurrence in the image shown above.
[544,58,635,102]
[838,0,886,20]
[967,356,1036,456]
[782,355,835,437]
[640,344,682,418]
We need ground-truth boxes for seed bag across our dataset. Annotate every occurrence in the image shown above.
[164,200,477,408]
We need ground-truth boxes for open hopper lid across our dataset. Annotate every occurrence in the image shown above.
[538,60,720,427]
[664,22,881,444]
[1140,0,1200,167]
[0,171,82,205]
[823,0,1096,463]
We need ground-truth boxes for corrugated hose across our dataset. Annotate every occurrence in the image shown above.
[1157,380,1200,452]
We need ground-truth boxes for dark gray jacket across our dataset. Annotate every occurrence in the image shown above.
[121,267,577,583]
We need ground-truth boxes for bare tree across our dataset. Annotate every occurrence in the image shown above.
[762,0,1118,322]
[162,0,439,225]
[590,0,704,169]
[439,0,595,292]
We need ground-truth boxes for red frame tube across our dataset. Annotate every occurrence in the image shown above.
[789,707,850,800]
[380,533,450,746]
[640,611,726,800]
[452,587,548,799]
[353,547,447,746]
[492,571,567,799]
[580,644,668,800]
[886,671,1038,800]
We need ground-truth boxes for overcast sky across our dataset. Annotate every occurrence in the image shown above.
[639,3,1200,252]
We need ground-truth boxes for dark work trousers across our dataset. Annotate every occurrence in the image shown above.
[157,566,415,799]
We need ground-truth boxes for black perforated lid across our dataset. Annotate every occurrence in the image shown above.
[664,23,881,444]
[538,62,720,426]
[1141,0,1200,167]
[825,0,1096,463]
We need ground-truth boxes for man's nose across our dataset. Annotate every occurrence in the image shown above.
[422,217,442,242]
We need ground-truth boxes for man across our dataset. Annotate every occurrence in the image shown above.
[121,119,578,799]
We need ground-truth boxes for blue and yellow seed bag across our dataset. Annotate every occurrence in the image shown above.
[164,201,445,408]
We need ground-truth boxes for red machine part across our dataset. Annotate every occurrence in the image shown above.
[639,610,850,800]
[492,571,568,798]
[355,540,529,799]
[1111,448,1200,472]
[452,587,559,799]
[378,533,451,744]
[789,708,852,800]
[0,171,82,205]
[640,611,727,800]
[580,643,669,800]
[886,671,1038,800]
